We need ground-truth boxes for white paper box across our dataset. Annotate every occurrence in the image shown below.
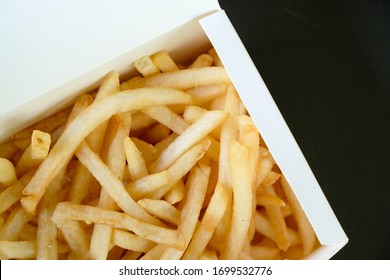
[0,0,347,259]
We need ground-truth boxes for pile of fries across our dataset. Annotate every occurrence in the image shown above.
[0,49,317,260]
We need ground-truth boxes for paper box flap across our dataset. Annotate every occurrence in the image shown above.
[200,10,348,257]
[0,0,220,141]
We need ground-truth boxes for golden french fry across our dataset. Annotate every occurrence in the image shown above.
[129,67,230,90]
[220,141,252,260]
[125,171,169,201]
[262,171,281,186]
[188,54,213,69]
[0,241,36,259]
[149,110,227,173]
[36,169,65,260]
[0,169,36,215]
[143,105,189,135]
[113,229,155,252]
[15,130,51,177]
[182,182,228,260]
[134,55,160,77]
[124,136,149,181]
[163,179,185,204]
[185,84,227,106]
[90,113,132,260]
[256,193,286,207]
[139,244,167,260]
[150,50,180,72]
[138,198,181,226]
[52,202,185,250]
[160,165,210,259]
[0,158,17,186]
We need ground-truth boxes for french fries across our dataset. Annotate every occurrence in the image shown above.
[0,49,317,260]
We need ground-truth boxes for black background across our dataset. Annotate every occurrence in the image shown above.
[219,0,390,259]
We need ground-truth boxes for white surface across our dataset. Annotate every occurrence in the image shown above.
[0,0,220,141]
[200,11,348,259]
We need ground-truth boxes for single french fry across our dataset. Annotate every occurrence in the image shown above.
[185,84,227,106]
[256,158,274,188]
[85,72,121,202]
[0,241,36,259]
[188,54,213,69]
[163,179,185,205]
[0,169,36,215]
[66,94,95,204]
[160,165,210,260]
[36,170,65,260]
[124,136,149,181]
[90,113,132,260]
[262,171,281,186]
[125,171,169,201]
[138,198,181,226]
[21,88,191,215]
[143,105,189,135]
[15,130,51,177]
[134,55,160,77]
[52,202,185,250]
[129,67,231,90]
[151,51,180,72]
[112,229,155,252]
[149,110,227,173]
[256,193,286,207]
[211,86,240,246]
[120,76,143,91]
[0,158,17,186]
[220,141,252,260]
[182,182,229,260]
[139,245,167,260]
